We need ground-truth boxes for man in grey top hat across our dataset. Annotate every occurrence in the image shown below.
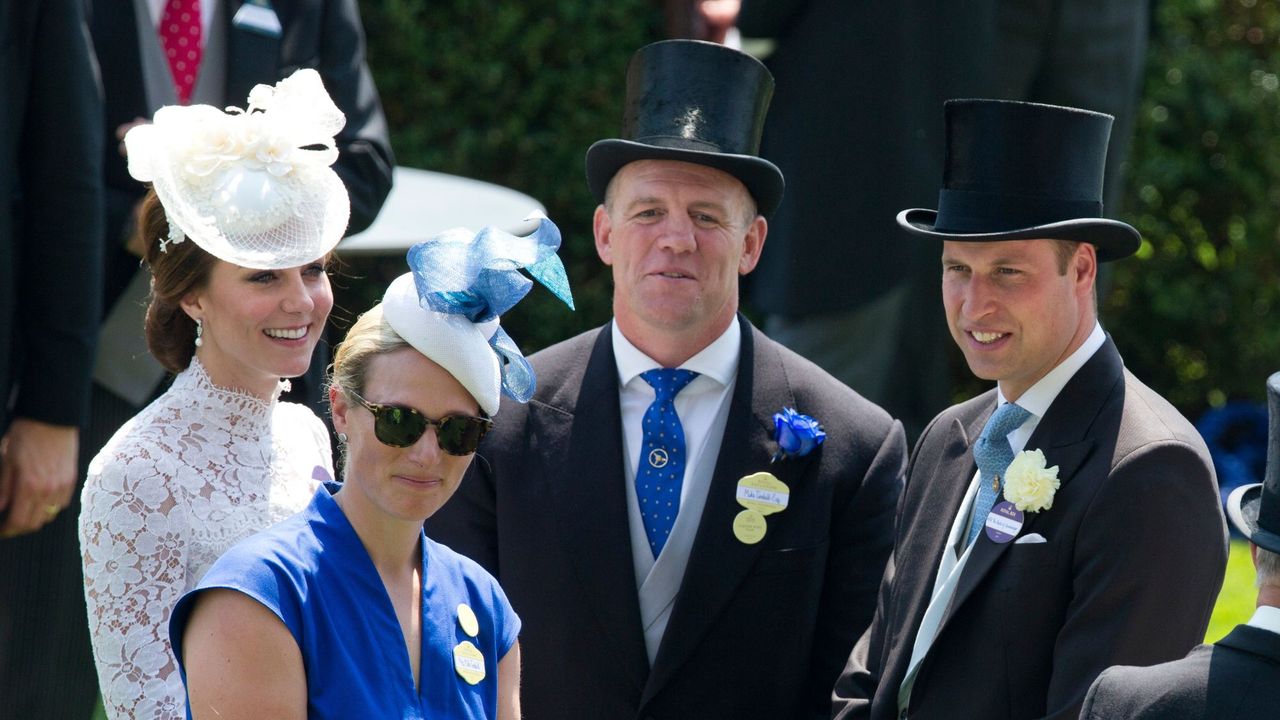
[831,99,1228,720]
[428,39,906,720]
[1080,371,1280,720]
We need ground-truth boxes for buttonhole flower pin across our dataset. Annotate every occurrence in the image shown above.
[1002,448,1060,513]
[772,407,826,462]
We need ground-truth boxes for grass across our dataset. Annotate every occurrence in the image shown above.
[86,541,1257,720]
[1205,538,1257,642]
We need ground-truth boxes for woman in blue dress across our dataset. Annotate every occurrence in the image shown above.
[168,219,574,719]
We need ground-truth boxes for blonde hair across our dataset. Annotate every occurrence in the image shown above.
[328,303,409,400]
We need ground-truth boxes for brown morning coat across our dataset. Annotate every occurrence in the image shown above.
[832,337,1229,720]
[427,315,908,719]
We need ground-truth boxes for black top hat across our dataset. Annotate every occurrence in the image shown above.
[1227,372,1280,554]
[585,40,784,217]
[898,99,1140,262]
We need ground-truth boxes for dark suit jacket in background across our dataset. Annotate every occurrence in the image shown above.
[0,3,104,718]
[0,0,103,432]
[428,316,907,719]
[832,338,1228,720]
[1081,624,1280,720]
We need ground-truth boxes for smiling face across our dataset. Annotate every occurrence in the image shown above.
[181,258,333,397]
[941,239,1097,401]
[329,347,479,524]
[594,159,766,362]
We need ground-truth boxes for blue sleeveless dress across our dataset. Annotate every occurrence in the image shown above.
[170,483,520,719]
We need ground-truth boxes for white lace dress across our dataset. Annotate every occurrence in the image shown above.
[79,359,331,720]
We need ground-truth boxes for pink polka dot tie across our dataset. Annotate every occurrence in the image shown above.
[636,369,698,558]
[158,0,203,104]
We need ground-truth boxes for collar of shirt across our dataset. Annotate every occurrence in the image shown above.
[1247,605,1280,635]
[996,321,1106,453]
[611,319,740,392]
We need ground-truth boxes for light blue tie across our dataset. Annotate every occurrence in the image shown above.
[965,402,1032,547]
[636,369,699,557]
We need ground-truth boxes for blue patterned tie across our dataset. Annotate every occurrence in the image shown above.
[635,369,699,557]
[965,402,1032,547]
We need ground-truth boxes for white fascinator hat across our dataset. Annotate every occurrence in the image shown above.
[382,214,575,416]
[123,68,350,269]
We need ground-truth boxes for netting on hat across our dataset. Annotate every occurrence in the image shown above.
[126,69,350,269]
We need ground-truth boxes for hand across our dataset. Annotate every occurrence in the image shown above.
[0,419,79,537]
[697,0,740,44]
[126,197,149,257]
[115,117,149,158]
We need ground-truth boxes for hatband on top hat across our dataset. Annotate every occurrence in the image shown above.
[898,99,1140,262]
[585,39,784,217]
[1227,371,1280,554]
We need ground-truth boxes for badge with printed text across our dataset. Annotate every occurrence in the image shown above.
[735,472,790,515]
[732,472,790,544]
[984,501,1025,544]
[457,603,479,638]
[732,509,768,544]
[453,641,486,685]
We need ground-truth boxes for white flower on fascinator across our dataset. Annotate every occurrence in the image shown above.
[246,83,275,112]
[124,68,350,269]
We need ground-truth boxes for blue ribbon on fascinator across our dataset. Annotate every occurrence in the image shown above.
[406,215,575,402]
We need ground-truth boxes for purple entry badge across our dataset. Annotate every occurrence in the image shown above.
[312,465,333,484]
[985,501,1024,544]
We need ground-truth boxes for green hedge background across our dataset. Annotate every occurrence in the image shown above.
[1108,0,1280,418]
[356,0,1280,418]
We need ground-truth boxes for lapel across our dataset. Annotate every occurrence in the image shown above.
[937,338,1123,633]
[225,0,288,102]
[640,317,805,703]
[539,326,650,694]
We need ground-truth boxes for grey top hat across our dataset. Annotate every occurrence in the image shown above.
[898,99,1141,262]
[585,40,785,217]
[1227,372,1280,554]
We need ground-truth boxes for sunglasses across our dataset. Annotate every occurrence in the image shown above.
[347,391,493,456]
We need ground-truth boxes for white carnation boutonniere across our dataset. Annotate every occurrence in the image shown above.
[1002,448,1060,513]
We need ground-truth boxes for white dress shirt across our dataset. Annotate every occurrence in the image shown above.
[612,320,739,663]
[1247,605,1280,635]
[899,322,1107,712]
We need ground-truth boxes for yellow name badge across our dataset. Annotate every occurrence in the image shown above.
[457,603,480,638]
[733,509,767,544]
[453,641,486,685]
[733,472,790,544]
[735,472,790,515]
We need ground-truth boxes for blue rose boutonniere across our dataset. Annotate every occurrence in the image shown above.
[772,407,826,462]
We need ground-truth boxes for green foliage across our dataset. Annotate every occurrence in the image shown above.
[353,0,663,349]
[1109,0,1280,415]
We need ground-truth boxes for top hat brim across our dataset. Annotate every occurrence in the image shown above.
[586,139,784,218]
[897,208,1140,263]
[1227,483,1280,555]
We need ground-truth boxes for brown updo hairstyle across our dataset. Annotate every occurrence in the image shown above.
[137,189,218,373]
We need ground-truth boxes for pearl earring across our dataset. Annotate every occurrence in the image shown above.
[337,432,348,444]
[194,318,203,348]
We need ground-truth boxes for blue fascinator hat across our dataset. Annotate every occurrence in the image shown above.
[381,213,574,416]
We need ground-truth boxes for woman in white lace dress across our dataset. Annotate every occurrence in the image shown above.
[78,70,350,720]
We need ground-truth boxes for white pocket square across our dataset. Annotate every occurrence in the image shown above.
[1014,533,1047,544]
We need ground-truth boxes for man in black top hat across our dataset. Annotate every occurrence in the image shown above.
[428,39,907,719]
[831,99,1228,720]
[1080,372,1280,720]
